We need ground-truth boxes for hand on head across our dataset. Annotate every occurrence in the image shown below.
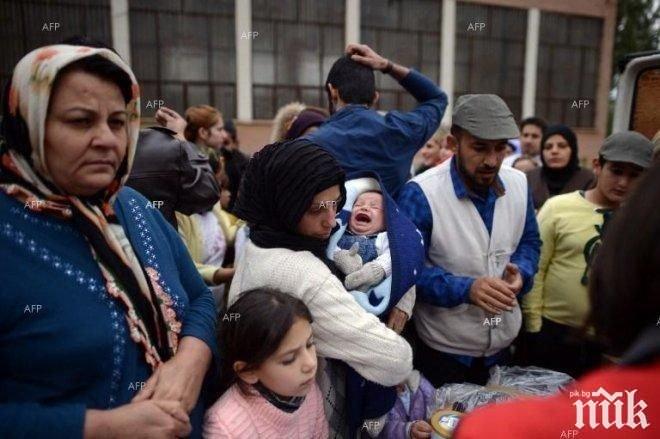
[345,43,388,71]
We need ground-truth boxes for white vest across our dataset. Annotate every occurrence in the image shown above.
[413,160,528,357]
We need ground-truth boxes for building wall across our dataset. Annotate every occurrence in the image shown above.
[0,0,617,161]
[230,0,616,161]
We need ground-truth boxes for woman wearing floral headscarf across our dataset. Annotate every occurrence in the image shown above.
[0,45,217,438]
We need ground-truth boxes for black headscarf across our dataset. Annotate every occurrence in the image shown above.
[540,124,581,196]
[233,138,346,261]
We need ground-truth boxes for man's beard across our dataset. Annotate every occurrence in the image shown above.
[456,154,498,193]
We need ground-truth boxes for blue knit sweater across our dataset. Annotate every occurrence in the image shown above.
[0,187,218,439]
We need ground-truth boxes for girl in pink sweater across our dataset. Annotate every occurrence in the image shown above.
[203,289,329,438]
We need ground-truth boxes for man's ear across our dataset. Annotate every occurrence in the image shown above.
[327,83,339,102]
[592,157,602,177]
[234,361,259,384]
[371,91,379,108]
[447,134,459,151]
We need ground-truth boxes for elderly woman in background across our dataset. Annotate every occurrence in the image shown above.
[414,125,454,175]
[0,45,216,438]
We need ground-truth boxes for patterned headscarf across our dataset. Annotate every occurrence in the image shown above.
[0,45,180,369]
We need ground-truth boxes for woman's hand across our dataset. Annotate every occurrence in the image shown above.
[155,107,187,139]
[410,420,433,438]
[213,267,235,285]
[132,337,212,413]
[84,400,191,439]
[387,307,408,334]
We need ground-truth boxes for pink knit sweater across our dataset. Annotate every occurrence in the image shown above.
[203,383,329,438]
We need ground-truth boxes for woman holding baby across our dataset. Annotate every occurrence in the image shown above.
[225,138,413,438]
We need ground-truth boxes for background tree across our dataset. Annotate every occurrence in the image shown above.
[613,0,660,75]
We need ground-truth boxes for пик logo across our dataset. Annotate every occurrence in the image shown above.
[573,387,650,429]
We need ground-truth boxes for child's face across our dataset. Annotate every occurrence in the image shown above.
[349,192,385,235]
[250,317,317,397]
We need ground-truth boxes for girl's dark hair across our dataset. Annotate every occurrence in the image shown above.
[588,162,660,356]
[217,289,313,396]
[52,54,133,105]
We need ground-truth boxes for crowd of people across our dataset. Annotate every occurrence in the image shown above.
[0,39,659,439]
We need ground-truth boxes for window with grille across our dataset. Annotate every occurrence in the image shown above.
[455,1,527,122]
[251,0,345,119]
[0,0,111,88]
[361,0,443,112]
[129,0,236,119]
[535,12,602,128]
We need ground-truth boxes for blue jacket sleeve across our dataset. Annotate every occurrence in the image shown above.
[510,187,541,297]
[397,182,474,308]
[0,402,86,439]
[385,70,447,149]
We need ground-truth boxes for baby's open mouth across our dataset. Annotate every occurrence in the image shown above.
[355,212,371,223]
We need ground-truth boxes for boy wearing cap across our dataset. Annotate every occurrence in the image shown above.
[398,94,541,387]
[522,131,654,378]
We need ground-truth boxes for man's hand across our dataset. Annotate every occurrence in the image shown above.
[387,307,408,334]
[132,337,211,413]
[502,263,523,295]
[410,420,433,438]
[155,107,187,138]
[345,43,389,71]
[345,43,410,80]
[469,277,516,314]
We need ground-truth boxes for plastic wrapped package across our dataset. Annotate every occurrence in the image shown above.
[487,365,574,396]
[429,383,516,417]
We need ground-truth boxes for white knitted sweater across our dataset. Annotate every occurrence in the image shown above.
[228,240,413,386]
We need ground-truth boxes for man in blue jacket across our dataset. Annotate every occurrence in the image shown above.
[307,43,447,198]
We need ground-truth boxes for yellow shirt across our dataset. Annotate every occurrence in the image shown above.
[523,191,611,332]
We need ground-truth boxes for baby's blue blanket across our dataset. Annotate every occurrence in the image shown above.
[327,171,425,317]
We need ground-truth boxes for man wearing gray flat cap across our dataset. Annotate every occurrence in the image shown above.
[398,94,541,387]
